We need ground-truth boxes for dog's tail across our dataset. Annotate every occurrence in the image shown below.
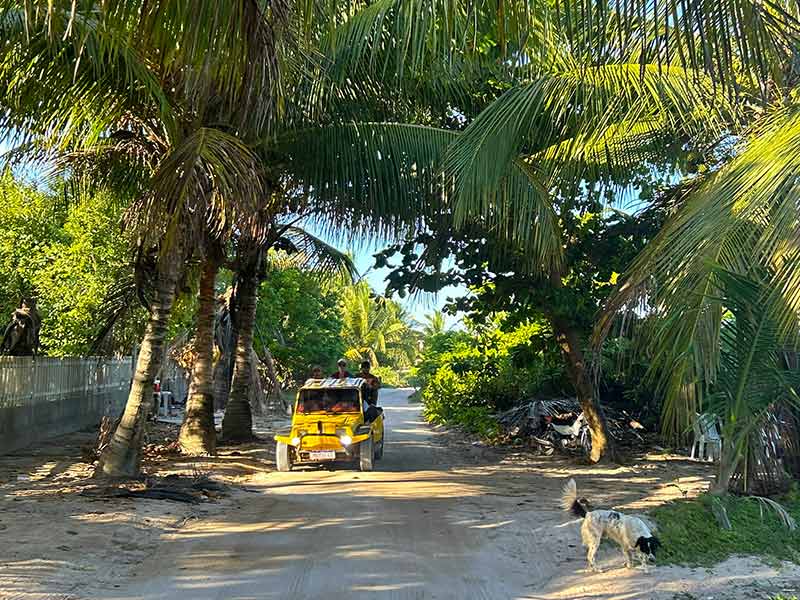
[561,478,586,518]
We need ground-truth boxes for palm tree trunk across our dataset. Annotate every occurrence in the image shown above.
[711,440,739,495]
[212,355,231,410]
[212,287,238,410]
[550,315,609,463]
[178,256,219,455]
[222,251,261,442]
[96,249,181,478]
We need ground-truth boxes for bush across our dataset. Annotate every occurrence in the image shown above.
[373,365,405,388]
[416,317,568,437]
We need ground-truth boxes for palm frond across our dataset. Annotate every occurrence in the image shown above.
[1,0,289,126]
[0,1,177,144]
[269,225,357,283]
[444,64,732,240]
[130,127,266,246]
[600,103,800,355]
[748,496,797,531]
[278,122,562,271]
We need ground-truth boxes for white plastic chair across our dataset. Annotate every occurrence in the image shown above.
[691,413,721,462]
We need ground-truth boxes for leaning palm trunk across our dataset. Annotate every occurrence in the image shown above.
[96,247,181,477]
[178,256,219,455]
[712,439,741,495]
[222,251,261,442]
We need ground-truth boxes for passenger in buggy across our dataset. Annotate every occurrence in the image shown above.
[358,360,382,422]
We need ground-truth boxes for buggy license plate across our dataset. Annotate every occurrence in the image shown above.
[308,451,336,461]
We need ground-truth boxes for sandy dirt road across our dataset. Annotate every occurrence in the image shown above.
[102,389,799,600]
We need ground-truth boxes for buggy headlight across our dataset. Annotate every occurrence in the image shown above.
[339,434,352,447]
[291,436,301,446]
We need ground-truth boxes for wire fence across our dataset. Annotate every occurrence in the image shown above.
[0,356,134,454]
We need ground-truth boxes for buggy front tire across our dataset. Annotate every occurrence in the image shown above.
[359,437,374,471]
[276,441,292,472]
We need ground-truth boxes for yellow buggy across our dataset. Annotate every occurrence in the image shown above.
[274,377,384,472]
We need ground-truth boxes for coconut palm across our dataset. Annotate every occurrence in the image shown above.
[217,222,357,442]
[0,1,285,476]
[340,281,417,369]
[423,311,447,337]
[0,0,496,458]
[176,218,356,450]
[706,269,800,494]
[597,100,800,489]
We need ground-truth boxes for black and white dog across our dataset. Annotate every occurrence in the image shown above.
[561,478,661,571]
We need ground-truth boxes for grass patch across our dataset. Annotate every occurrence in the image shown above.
[651,489,800,567]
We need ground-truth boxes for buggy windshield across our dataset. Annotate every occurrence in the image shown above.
[297,388,361,414]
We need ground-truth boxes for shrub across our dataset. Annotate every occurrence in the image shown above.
[416,317,568,437]
[373,365,404,388]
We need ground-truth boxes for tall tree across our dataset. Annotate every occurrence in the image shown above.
[177,239,224,455]
[0,1,285,476]
[423,311,447,337]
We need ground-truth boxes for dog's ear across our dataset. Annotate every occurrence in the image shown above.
[651,536,662,550]
[634,536,646,551]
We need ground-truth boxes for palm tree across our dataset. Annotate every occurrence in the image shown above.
[0,0,494,456]
[340,281,417,369]
[218,222,357,442]
[176,239,224,455]
[0,1,285,476]
[597,101,800,489]
[423,311,447,336]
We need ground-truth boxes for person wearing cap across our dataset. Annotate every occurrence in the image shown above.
[309,365,323,379]
[331,359,351,379]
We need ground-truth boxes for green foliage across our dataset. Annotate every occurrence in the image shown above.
[371,365,404,388]
[340,280,419,369]
[384,206,663,438]
[0,173,64,316]
[32,190,138,355]
[416,317,567,436]
[255,266,345,385]
[0,175,140,355]
[651,490,800,567]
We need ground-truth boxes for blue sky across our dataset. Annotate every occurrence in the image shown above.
[328,233,467,330]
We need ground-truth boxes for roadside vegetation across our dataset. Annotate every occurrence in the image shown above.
[651,489,800,567]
